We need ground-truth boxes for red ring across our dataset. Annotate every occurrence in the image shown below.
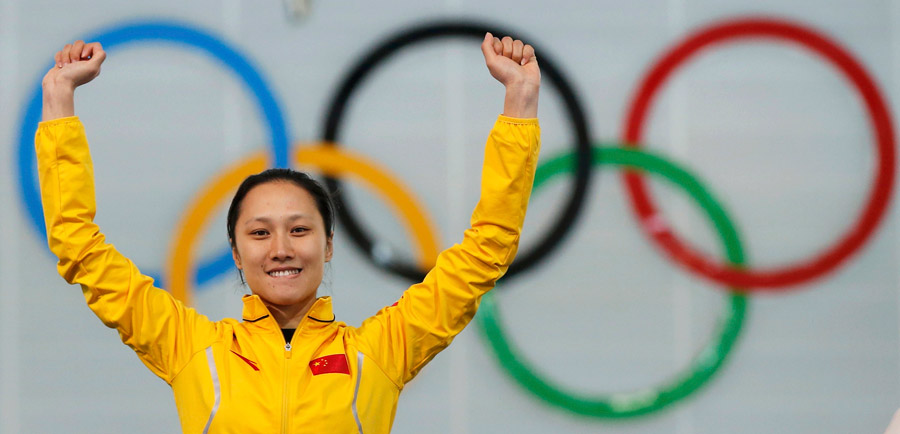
[621,16,896,290]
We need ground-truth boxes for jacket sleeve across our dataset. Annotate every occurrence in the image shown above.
[35,117,214,384]
[354,115,540,387]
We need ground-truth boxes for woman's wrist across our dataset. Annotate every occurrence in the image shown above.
[41,82,75,121]
[502,83,539,118]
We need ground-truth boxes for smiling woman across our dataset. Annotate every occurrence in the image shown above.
[229,175,335,327]
[36,34,541,433]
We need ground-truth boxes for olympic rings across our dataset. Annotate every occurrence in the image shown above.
[16,20,290,288]
[621,17,896,289]
[166,145,440,306]
[478,145,748,418]
[320,20,593,282]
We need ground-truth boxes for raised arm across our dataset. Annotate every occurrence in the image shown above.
[354,33,541,386]
[36,41,213,383]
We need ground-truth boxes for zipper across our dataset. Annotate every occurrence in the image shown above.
[281,339,292,433]
[281,305,315,433]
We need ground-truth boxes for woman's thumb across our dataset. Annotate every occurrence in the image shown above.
[480,32,496,61]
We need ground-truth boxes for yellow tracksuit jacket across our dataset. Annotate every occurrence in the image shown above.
[36,115,540,433]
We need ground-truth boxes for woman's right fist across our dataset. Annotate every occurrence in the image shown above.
[42,41,106,91]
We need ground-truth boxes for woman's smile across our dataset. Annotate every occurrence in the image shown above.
[267,267,302,278]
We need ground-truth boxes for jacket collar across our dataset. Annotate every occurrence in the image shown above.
[240,294,336,331]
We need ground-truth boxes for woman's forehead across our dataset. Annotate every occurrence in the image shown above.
[240,182,321,220]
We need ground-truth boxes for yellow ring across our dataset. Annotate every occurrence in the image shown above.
[166,145,441,305]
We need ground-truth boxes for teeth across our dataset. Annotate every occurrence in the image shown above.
[268,269,300,277]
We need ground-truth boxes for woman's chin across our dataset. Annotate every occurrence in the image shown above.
[256,288,315,308]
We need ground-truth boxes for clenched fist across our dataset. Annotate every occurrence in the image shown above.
[42,41,106,121]
[481,32,540,118]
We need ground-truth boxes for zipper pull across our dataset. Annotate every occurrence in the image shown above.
[284,342,292,359]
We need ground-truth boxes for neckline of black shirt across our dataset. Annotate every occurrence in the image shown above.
[282,328,295,344]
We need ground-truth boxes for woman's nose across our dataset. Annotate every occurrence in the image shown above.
[269,232,294,260]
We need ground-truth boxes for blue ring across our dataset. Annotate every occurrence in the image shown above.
[16,19,290,287]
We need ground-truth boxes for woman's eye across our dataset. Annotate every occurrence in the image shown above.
[292,227,308,234]
[251,230,268,236]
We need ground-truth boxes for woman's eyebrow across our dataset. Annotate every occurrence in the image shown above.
[243,214,311,225]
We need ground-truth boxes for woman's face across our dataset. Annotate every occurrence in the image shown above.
[231,181,333,307]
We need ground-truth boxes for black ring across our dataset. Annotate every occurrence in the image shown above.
[320,19,593,282]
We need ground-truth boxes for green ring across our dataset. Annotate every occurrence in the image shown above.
[478,145,749,418]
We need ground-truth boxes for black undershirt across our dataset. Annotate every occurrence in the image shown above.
[282,328,296,344]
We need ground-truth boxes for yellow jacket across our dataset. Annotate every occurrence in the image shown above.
[36,115,540,433]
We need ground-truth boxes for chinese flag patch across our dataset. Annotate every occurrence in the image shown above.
[309,354,350,375]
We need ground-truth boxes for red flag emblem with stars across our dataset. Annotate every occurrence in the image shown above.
[309,354,350,375]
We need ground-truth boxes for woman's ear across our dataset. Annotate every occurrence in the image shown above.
[325,233,334,263]
[231,242,242,269]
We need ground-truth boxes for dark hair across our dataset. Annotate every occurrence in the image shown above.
[227,168,336,251]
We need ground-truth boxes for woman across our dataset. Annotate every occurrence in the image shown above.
[37,32,540,433]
